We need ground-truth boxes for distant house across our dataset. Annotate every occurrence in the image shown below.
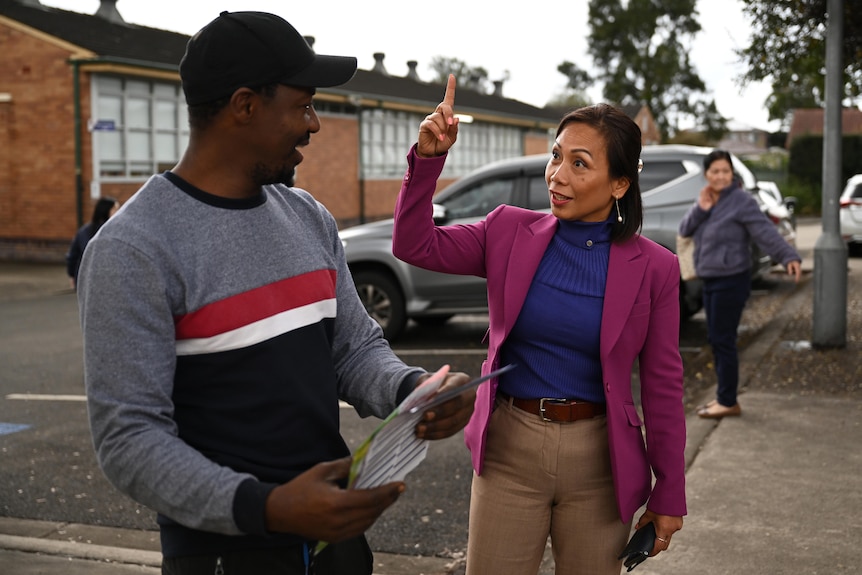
[619,104,661,145]
[717,121,770,157]
[785,107,862,149]
[0,0,560,261]
[544,102,660,145]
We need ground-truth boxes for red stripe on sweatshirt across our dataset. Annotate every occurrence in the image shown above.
[174,269,337,340]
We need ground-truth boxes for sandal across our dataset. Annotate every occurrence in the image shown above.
[695,399,718,411]
[697,402,742,419]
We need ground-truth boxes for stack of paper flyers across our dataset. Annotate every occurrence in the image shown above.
[349,365,450,489]
[348,363,514,489]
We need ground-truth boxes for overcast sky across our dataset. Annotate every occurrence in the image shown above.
[41,0,779,131]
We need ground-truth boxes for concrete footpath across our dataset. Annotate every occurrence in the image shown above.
[1,218,859,574]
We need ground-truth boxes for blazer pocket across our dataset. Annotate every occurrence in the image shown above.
[623,402,643,427]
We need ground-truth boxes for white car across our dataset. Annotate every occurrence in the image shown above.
[840,174,862,252]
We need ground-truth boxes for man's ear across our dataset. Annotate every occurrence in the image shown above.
[227,88,257,123]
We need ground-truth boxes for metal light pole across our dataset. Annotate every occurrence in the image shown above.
[812,0,847,348]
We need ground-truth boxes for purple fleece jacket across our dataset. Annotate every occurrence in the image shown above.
[678,184,800,279]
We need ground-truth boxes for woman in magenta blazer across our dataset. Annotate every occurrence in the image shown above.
[392,76,686,574]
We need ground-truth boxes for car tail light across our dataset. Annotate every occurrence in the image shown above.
[840,198,862,208]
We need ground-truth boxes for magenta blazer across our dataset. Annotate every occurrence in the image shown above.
[393,148,687,522]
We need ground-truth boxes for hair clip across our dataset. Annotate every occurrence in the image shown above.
[637,159,644,174]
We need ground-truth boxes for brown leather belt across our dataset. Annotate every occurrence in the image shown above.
[500,393,606,423]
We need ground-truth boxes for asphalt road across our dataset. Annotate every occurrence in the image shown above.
[0,246,808,559]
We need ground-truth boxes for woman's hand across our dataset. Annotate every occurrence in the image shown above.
[697,185,718,210]
[635,510,683,557]
[416,74,459,158]
[786,259,802,282]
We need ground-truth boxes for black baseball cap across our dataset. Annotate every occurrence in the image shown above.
[180,11,358,105]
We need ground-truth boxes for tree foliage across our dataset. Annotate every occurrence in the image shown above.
[585,0,723,140]
[737,0,862,126]
[429,56,492,93]
[551,61,594,109]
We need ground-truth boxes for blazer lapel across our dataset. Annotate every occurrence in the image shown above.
[501,216,557,336]
[601,239,647,359]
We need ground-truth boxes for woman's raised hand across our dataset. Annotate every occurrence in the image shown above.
[417,74,459,158]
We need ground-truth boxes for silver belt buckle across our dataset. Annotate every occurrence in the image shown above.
[539,397,568,422]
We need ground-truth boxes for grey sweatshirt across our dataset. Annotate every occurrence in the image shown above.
[77,173,423,557]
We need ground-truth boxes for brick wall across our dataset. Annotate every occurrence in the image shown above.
[0,23,82,260]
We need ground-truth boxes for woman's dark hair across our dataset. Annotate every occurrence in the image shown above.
[556,104,643,241]
[90,197,118,236]
[703,149,733,171]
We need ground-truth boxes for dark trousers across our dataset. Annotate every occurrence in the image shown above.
[161,535,373,575]
[702,271,751,407]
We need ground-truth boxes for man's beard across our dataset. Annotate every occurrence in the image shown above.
[251,163,296,187]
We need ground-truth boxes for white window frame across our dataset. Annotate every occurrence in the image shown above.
[89,75,189,194]
[359,108,523,180]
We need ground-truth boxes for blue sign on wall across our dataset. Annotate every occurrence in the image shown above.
[90,119,116,131]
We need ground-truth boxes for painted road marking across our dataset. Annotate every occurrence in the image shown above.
[0,423,31,435]
[5,394,87,401]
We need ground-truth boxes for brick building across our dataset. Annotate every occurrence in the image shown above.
[0,0,560,261]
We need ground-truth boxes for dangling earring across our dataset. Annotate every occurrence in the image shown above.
[615,197,623,223]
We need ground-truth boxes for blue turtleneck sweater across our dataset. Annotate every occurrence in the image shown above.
[498,217,612,404]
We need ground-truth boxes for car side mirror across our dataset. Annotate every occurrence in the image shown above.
[432,203,448,224]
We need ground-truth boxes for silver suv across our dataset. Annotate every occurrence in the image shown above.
[339,145,793,340]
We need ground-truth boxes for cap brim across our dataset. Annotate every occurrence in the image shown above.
[283,54,358,88]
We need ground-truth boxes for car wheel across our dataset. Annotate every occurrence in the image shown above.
[352,270,407,341]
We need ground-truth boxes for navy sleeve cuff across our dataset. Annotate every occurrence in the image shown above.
[396,371,426,405]
[233,478,278,536]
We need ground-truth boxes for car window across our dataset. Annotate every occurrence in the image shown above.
[639,161,687,191]
[527,175,550,210]
[853,184,862,199]
[441,177,516,219]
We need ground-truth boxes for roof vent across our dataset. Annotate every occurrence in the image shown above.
[372,53,388,76]
[493,80,504,97]
[406,61,420,82]
[95,0,125,25]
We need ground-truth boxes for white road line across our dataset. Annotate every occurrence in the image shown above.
[392,349,487,356]
[6,393,357,411]
[6,394,87,401]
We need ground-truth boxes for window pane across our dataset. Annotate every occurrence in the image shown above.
[155,100,176,130]
[127,97,149,129]
[127,80,149,96]
[128,132,150,161]
[97,95,122,123]
[640,161,687,191]
[97,76,122,93]
[154,84,176,99]
[97,131,122,161]
[155,133,177,162]
[528,175,550,210]
[443,178,515,219]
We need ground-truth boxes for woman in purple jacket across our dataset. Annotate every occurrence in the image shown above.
[393,76,686,575]
[679,150,801,419]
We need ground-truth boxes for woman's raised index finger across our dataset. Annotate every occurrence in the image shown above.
[443,74,456,107]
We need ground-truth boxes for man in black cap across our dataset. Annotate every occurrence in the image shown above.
[77,12,474,574]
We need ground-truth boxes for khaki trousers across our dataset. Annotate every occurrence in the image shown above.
[466,397,631,575]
